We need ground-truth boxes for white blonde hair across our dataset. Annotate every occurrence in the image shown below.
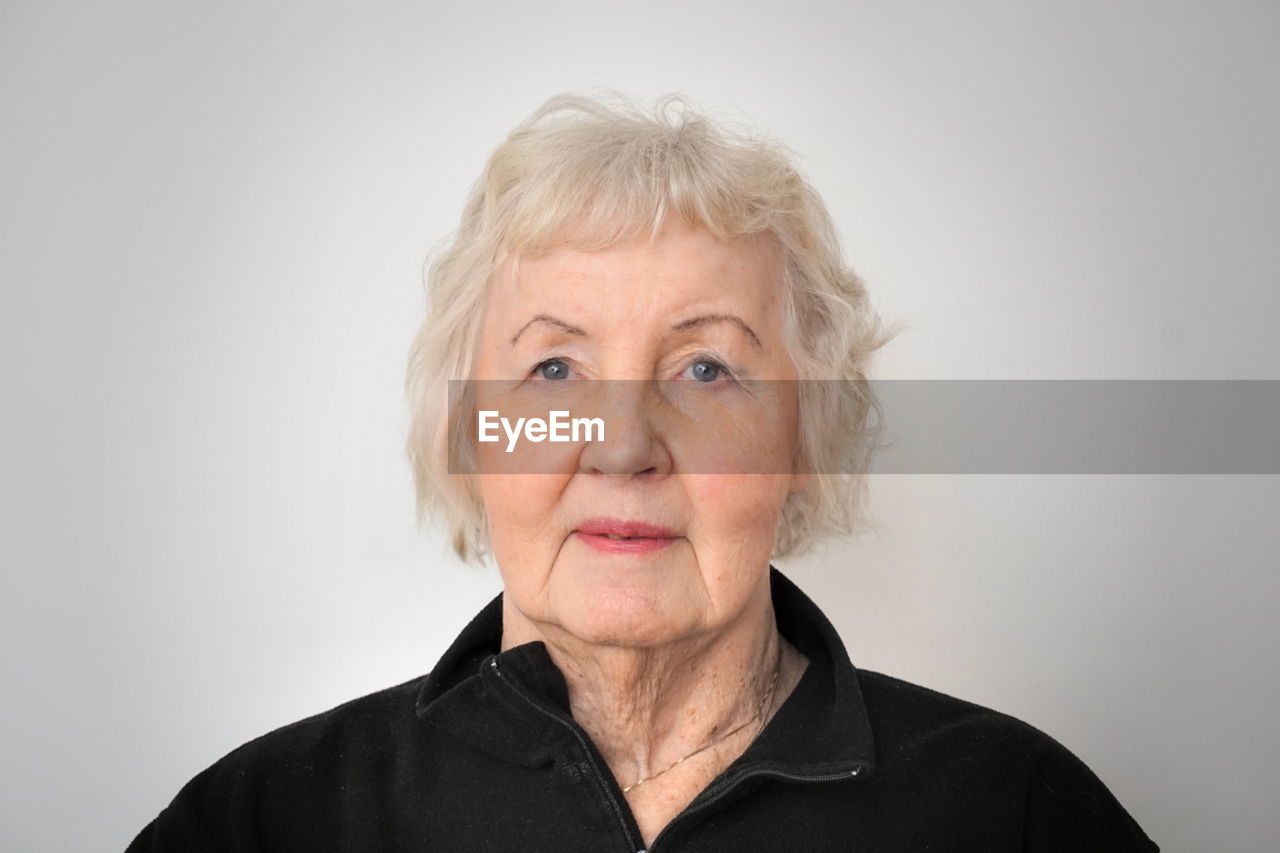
[405,90,893,561]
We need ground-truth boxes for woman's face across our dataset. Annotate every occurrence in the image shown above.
[470,219,803,649]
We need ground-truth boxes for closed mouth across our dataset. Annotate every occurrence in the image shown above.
[573,518,680,552]
[574,518,679,539]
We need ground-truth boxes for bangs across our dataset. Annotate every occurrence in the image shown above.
[483,97,789,256]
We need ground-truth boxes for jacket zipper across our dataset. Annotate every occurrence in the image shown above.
[646,764,866,852]
[488,656,643,853]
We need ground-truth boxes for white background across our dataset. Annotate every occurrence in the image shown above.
[3,2,1277,850]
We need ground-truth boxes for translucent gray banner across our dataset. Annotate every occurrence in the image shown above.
[446,380,1280,474]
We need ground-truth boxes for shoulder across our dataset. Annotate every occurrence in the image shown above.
[126,674,431,852]
[855,669,1159,851]
[235,672,427,760]
[856,666,1106,786]
[196,672,430,787]
[857,668,1055,761]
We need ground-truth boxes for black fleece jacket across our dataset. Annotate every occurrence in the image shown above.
[126,569,1159,852]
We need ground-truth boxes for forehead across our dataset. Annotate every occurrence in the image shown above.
[490,222,784,309]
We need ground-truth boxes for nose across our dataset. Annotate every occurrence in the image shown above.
[577,380,673,478]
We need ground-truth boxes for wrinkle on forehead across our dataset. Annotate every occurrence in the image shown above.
[497,224,783,298]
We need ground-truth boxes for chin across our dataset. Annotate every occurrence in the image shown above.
[554,583,690,649]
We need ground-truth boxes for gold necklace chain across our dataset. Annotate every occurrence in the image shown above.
[621,647,782,795]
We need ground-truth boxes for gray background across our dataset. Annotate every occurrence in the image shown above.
[2,2,1277,850]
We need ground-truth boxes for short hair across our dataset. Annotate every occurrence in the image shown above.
[405,90,894,562]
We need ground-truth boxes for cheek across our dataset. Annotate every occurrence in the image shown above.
[684,474,790,550]
[477,474,572,555]
[477,473,578,614]
[681,475,789,613]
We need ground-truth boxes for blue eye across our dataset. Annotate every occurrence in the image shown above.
[536,359,570,380]
[687,359,724,383]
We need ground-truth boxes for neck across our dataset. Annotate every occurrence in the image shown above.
[500,577,784,785]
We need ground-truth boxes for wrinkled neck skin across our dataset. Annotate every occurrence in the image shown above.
[499,573,802,787]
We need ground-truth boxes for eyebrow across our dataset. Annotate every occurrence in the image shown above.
[671,314,762,348]
[509,312,763,348]
[510,314,589,346]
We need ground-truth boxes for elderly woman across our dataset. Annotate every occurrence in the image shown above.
[127,93,1157,852]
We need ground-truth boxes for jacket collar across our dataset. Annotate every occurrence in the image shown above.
[415,567,876,777]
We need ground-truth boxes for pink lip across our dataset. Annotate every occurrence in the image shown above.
[574,518,679,554]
